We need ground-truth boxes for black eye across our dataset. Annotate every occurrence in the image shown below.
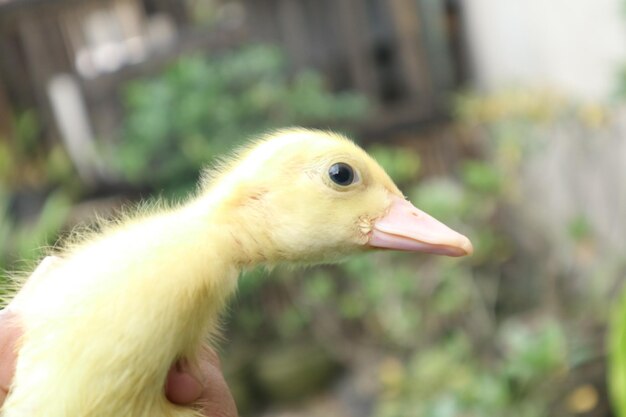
[328,163,355,186]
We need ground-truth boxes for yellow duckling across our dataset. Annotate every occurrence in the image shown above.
[2,128,471,417]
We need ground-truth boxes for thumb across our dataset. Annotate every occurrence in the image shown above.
[165,359,204,404]
[165,347,238,417]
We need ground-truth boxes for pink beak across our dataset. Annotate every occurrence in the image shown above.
[369,195,473,257]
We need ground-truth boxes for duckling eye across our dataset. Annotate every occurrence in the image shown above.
[328,163,356,186]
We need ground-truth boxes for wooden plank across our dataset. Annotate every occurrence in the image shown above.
[415,0,456,109]
[83,27,246,98]
[243,0,281,43]
[0,28,37,111]
[0,82,14,141]
[17,9,76,143]
[318,0,350,89]
[276,0,309,70]
[386,0,433,108]
[18,15,59,139]
[335,0,378,99]
[113,0,145,40]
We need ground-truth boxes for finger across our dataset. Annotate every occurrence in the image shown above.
[165,346,238,417]
[165,359,204,405]
[0,309,21,406]
[195,359,238,417]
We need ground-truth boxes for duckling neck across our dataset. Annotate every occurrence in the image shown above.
[189,193,279,268]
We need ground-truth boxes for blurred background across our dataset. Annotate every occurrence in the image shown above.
[1,1,626,416]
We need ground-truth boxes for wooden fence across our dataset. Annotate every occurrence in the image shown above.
[0,0,464,148]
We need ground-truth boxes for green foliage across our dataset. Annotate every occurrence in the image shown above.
[461,161,501,194]
[11,191,71,260]
[0,187,72,274]
[409,179,465,222]
[567,215,593,242]
[602,10,626,414]
[367,145,421,185]
[376,321,566,417]
[499,320,567,387]
[225,125,535,410]
[0,110,73,189]
[610,289,626,417]
[117,45,368,189]
[0,109,76,275]
[4,68,615,416]
[225,90,620,414]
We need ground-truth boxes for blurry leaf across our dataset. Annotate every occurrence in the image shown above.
[14,110,40,154]
[378,357,406,394]
[568,214,593,242]
[0,187,14,267]
[46,145,74,184]
[277,306,310,338]
[117,45,369,190]
[340,293,367,319]
[368,145,421,184]
[13,190,71,261]
[237,266,268,295]
[565,384,598,414]
[471,229,510,264]
[499,319,566,386]
[0,142,13,183]
[424,395,459,417]
[304,271,334,302]
[342,253,376,278]
[410,178,465,221]
[461,161,501,194]
[433,279,470,315]
[234,307,264,333]
[609,285,626,417]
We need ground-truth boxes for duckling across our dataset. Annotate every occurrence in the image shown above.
[1,128,472,417]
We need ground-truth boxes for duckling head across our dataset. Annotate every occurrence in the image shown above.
[202,128,473,265]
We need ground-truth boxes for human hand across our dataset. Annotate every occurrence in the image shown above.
[0,257,238,417]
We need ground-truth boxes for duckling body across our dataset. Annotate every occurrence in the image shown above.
[5,207,238,417]
[2,129,471,417]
